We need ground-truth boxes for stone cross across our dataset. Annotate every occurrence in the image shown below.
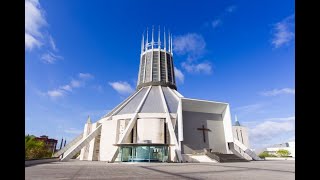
[197,125,211,143]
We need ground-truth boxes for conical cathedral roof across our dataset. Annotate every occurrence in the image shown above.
[103,86,180,118]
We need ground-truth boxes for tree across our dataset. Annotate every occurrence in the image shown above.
[276,149,291,157]
[258,151,277,158]
[25,135,52,160]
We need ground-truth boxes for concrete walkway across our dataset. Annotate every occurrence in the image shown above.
[25,160,295,180]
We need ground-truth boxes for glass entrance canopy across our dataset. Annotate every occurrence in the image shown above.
[115,143,170,162]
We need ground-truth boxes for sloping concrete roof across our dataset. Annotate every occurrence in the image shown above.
[104,86,180,117]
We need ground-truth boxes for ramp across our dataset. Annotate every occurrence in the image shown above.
[60,125,102,161]
[232,138,262,160]
[53,133,83,157]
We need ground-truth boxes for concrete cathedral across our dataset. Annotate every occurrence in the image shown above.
[54,27,261,163]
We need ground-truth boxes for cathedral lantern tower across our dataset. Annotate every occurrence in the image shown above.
[137,26,176,90]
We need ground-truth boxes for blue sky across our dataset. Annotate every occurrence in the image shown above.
[25,0,295,149]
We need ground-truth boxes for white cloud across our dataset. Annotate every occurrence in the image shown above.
[173,33,213,75]
[61,85,72,92]
[234,103,264,114]
[49,35,57,52]
[47,89,65,98]
[64,128,82,135]
[25,0,63,63]
[25,0,47,51]
[174,67,184,83]
[41,52,63,64]
[173,33,206,58]
[181,62,212,74]
[271,14,295,48]
[79,73,94,80]
[212,19,221,28]
[109,81,134,95]
[265,116,295,121]
[249,116,295,144]
[47,73,93,99]
[92,85,103,93]
[261,88,295,96]
[209,5,236,30]
[70,80,82,88]
[25,33,41,50]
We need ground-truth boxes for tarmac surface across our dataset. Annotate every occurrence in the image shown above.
[25,159,295,180]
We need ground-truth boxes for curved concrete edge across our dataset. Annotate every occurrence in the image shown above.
[25,158,60,167]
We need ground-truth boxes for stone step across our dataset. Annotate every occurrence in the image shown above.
[206,152,249,163]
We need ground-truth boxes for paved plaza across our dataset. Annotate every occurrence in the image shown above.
[25,160,295,180]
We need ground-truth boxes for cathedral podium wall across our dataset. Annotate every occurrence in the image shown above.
[99,120,119,161]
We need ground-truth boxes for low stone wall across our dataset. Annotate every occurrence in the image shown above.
[25,158,60,166]
[265,157,295,161]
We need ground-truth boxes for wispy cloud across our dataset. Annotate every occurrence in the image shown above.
[92,85,103,93]
[181,62,212,74]
[25,0,47,50]
[41,52,63,64]
[48,35,57,52]
[174,67,184,83]
[109,81,134,95]
[173,33,213,75]
[79,73,94,80]
[212,19,222,28]
[173,33,206,59]
[210,5,237,29]
[260,88,295,96]
[25,0,63,63]
[64,128,82,135]
[271,14,295,48]
[25,33,41,50]
[249,116,295,146]
[265,116,295,121]
[233,103,265,116]
[47,89,64,98]
[47,73,94,99]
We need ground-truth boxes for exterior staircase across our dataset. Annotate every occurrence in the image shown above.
[53,133,83,157]
[231,139,262,161]
[206,152,249,162]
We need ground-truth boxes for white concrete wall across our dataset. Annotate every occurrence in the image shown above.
[222,105,234,154]
[80,122,91,160]
[99,120,119,161]
[118,119,132,143]
[207,120,228,153]
[232,126,251,159]
[137,118,164,143]
[181,110,227,154]
[87,123,101,161]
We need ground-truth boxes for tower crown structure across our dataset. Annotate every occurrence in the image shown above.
[137,26,176,90]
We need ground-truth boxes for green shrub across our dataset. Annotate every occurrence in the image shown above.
[276,149,291,157]
[25,135,53,160]
[258,151,277,158]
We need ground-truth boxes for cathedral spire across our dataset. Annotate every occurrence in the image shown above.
[168,31,171,53]
[170,33,173,54]
[158,25,161,49]
[151,25,154,49]
[141,32,144,54]
[87,116,91,124]
[163,27,166,51]
[234,115,241,126]
[145,27,148,51]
